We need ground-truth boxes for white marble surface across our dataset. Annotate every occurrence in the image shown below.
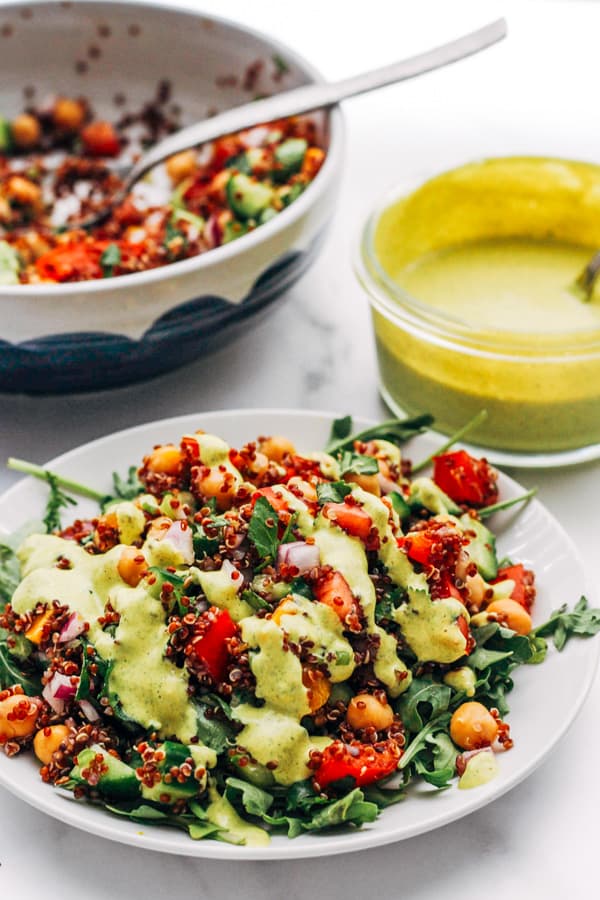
[1,1,600,897]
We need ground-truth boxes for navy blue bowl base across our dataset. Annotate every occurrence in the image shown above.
[0,237,322,394]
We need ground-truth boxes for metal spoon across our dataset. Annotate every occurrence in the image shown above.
[573,250,600,302]
[80,18,506,228]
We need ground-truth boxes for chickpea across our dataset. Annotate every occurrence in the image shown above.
[146,443,182,475]
[344,472,381,497]
[450,701,498,750]
[346,693,394,732]
[302,667,331,713]
[146,515,174,541]
[6,175,42,208]
[117,546,147,587]
[52,96,86,132]
[465,572,488,608]
[485,599,532,636]
[287,476,317,504]
[11,113,41,149]
[33,724,70,765]
[0,692,40,742]
[166,149,198,184]
[194,467,237,510]
[258,435,296,463]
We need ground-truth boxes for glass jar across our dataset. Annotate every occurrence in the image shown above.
[356,157,600,463]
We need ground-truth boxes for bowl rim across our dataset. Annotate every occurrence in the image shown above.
[356,154,600,358]
[0,0,344,299]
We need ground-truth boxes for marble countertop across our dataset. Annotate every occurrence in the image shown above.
[1,1,599,897]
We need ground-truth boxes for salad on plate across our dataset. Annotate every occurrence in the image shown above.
[1,413,598,847]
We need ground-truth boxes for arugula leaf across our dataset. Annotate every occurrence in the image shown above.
[7,458,105,503]
[100,243,121,277]
[413,731,457,788]
[0,640,41,694]
[397,677,452,732]
[248,496,281,564]
[533,596,600,650]
[338,451,379,477]
[324,413,434,456]
[43,471,77,533]
[102,466,144,509]
[195,697,235,753]
[192,511,228,559]
[316,481,352,505]
[225,777,274,817]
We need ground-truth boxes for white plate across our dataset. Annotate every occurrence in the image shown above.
[0,408,597,860]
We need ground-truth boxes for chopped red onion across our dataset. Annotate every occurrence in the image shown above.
[277,541,321,575]
[221,559,243,593]
[58,611,85,643]
[43,671,77,714]
[78,699,101,723]
[203,214,222,249]
[164,520,194,564]
[378,474,401,495]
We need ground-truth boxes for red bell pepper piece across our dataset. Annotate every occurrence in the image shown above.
[433,449,499,508]
[192,608,237,682]
[314,739,401,788]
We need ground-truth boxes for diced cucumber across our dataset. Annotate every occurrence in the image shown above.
[222,218,250,244]
[0,241,21,285]
[409,477,462,516]
[139,741,201,805]
[226,173,274,220]
[273,138,307,179]
[70,744,140,800]
[459,514,498,580]
[258,206,278,225]
[389,490,411,522]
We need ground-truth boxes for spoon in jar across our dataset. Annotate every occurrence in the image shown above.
[79,18,506,229]
[572,250,600,302]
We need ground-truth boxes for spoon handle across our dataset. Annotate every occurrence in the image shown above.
[123,18,506,189]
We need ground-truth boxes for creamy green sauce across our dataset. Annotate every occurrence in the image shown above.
[13,533,198,742]
[233,705,330,787]
[393,587,468,665]
[397,238,597,334]
[10,433,471,799]
[458,749,499,789]
[443,666,476,697]
[205,784,270,846]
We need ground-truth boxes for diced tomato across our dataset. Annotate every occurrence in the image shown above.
[322,502,373,541]
[211,135,243,170]
[81,120,121,157]
[491,563,535,611]
[192,608,237,682]
[35,239,142,282]
[313,570,356,623]
[180,435,201,464]
[433,449,499,508]
[253,486,290,514]
[399,530,437,566]
[438,572,464,601]
[36,240,107,281]
[314,739,401,788]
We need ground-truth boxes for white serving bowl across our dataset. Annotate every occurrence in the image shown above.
[0,0,343,392]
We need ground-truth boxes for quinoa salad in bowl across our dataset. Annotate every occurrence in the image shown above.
[0,90,325,284]
[1,410,598,853]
